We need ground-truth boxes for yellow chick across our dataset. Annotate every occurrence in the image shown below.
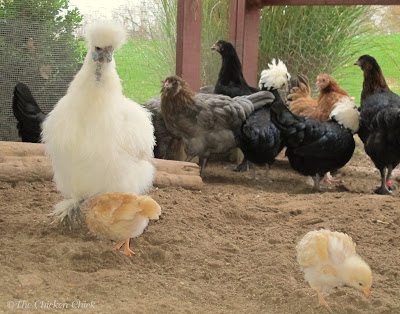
[82,192,161,257]
[296,229,372,310]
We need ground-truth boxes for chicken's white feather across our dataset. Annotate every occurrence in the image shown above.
[42,22,155,222]
[86,21,126,50]
[259,58,291,91]
[329,96,360,133]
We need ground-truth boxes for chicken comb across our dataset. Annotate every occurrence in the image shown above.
[86,21,126,50]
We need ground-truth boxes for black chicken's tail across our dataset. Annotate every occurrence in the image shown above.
[269,89,306,147]
[12,83,46,143]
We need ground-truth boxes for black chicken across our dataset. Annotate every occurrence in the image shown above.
[211,40,259,98]
[12,82,46,143]
[270,92,357,191]
[355,55,400,194]
[235,61,292,179]
[212,39,261,172]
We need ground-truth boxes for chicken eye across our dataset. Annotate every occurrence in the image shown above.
[95,46,101,52]
[359,283,363,286]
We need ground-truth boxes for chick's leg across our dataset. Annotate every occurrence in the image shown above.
[312,174,321,192]
[317,291,332,313]
[113,241,125,251]
[123,239,135,257]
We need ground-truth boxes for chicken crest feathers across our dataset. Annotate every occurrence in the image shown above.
[86,21,126,49]
[259,59,291,90]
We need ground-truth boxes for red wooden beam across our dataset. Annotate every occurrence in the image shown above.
[229,1,261,87]
[176,0,202,91]
[248,0,400,7]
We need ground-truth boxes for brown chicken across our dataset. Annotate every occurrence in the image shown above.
[289,73,349,121]
[82,192,161,256]
[288,74,318,116]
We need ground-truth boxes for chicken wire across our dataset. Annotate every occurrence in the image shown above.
[0,0,159,141]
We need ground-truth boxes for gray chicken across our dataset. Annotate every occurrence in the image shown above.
[142,97,181,160]
[160,75,275,176]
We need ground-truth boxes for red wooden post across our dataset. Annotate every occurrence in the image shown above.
[176,0,202,91]
[229,1,261,87]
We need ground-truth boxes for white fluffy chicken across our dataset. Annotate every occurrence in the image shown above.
[42,22,155,224]
[82,192,161,256]
[296,229,372,310]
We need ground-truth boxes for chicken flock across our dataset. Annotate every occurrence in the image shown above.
[9,21,400,310]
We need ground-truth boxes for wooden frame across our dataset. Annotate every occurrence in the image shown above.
[176,0,398,89]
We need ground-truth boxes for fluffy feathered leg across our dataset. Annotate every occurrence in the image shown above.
[322,172,341,185]
[312,174,322,192]
[375,168,391,195]
[50,198,83,226]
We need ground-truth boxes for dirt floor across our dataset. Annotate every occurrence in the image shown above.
[1,142,400,314]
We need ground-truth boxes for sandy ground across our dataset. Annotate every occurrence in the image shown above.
[1,143,400,314]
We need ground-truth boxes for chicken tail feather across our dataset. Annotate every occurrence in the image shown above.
[12,83,46,143]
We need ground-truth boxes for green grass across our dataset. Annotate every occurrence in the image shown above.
[115,34,400,105]
[333,33,400,104]
[115,39,173,103]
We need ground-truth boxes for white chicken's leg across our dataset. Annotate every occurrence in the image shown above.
[50,198,81,224]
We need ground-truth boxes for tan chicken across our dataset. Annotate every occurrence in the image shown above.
[296,229,372,311]
[82,192,161,256]
[288,74,318,116]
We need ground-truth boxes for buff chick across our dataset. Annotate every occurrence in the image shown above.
[296,229,372,310]
[83,192,161,256]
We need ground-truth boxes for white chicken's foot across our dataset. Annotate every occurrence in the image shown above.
[50,198,82,225]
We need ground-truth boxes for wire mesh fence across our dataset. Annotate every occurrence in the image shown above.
[1,1,399,142]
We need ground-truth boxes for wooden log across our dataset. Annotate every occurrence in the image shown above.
[0,142,203,190]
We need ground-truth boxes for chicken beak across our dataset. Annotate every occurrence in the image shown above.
[354,60,361,66]
[163,81,171,89]
[92,46,114,63]
[211,43,218,51]
[363,287,371,297]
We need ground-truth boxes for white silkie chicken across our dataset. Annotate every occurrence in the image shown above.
[42,22,155,224]
[296,229,372,311]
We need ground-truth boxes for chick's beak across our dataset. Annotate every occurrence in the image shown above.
[211,43,219,51]
[363,287,371,297]
[354,60,361,66]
